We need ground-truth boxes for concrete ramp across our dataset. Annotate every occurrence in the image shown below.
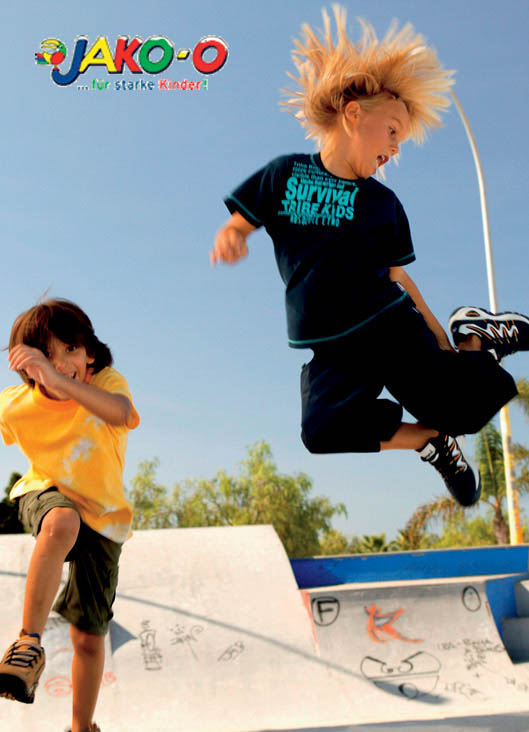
[308,578,529,725]
[0,526,357,731]
[2,528,529,730]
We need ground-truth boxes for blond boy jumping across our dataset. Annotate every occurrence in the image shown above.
[211,7,528,505]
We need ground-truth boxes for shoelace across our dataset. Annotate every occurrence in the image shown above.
[4,640,42,668]
[430,438,468,477]
[476,322,518,347]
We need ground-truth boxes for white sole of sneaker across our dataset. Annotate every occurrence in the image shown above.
[449,306,529,345]
[449,306,529,328]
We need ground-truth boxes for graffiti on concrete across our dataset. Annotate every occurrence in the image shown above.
[444,680,486,700]
[361,651,441,699]
[169,623,204,660]
[218,641,245,662]
[462,586,481,612]
[437,637,505,675]
[139,620,163,671]
[462,638,505,673]
[364,604,422,644]
[44,674,72,698]
[505,676,529,693]
[311,596,340,627]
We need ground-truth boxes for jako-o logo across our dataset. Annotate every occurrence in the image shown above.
[35,35,228,87]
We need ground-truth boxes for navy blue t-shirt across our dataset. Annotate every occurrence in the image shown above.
[225,153,415,349]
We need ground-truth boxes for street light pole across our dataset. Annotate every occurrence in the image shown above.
[450,91,523,544]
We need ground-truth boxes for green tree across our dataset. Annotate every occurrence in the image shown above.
[129,442,346,558]
[0,472,25,534]
[318,529,351,555]
[430,514,498,548]
[128,458,177,530]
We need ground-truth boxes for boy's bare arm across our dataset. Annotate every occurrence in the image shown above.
[211,212,256,266]
[8,345,132,425]
[389,266,455,352]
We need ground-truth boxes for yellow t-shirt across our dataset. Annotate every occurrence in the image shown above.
[0,367,140,543]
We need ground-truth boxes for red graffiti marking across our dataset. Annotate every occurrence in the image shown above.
[364,604,422,644]
[44,671,117,696]
[101,671,117,686]
[44,674,72,697]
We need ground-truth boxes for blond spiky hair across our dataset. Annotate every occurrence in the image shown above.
[282,5,455,145]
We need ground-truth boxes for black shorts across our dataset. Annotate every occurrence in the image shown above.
[18,488,122,635]
[300,299,517,453]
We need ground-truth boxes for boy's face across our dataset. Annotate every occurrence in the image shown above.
[344,98,410,179]
[44,335,94,386]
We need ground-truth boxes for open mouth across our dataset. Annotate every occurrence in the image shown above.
[377,154,389,167]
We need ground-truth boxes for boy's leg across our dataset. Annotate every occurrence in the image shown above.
[23,507,80,637]
[300,329,403,455]
[0,491,80,703]
[70,626,105,732]
[380,305,519,507]
[53,522,121,732]
[384,304,517,438]
[380,422,438,450]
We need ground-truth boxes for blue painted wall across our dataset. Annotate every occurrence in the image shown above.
[290,545,529,589]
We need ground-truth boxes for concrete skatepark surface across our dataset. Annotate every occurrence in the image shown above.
[1,526,529,731]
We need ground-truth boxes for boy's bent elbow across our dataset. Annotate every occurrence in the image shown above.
[107,395,133,426]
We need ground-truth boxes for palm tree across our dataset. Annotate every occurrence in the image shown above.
[475,422,509,544]
[357,532,399,553]
[402,496,460,548]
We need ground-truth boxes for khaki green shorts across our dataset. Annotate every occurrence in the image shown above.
[18,487,122,636]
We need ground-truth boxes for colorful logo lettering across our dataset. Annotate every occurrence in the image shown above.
[35,35,228,86]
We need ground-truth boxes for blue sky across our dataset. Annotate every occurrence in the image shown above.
[2,1,529,543]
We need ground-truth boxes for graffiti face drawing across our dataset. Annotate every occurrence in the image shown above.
[361,651,441,699]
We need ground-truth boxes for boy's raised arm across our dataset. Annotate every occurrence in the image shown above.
[46,378,132,426]
[211,212,256,266]
[8,345,132,426]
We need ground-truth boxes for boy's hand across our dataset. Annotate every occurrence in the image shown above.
[210,212,256,267]
[436,333,457,354]
[8,344,72,399]
[210,225,248,266]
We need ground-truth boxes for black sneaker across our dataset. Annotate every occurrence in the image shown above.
[417,434,481,507]
[449,306,529,360]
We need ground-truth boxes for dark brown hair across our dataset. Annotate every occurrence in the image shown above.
[9,299,113,387]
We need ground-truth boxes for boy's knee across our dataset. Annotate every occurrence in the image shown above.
[70,626,104,657]
[40,507,80,546]
[301,425,328,454]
